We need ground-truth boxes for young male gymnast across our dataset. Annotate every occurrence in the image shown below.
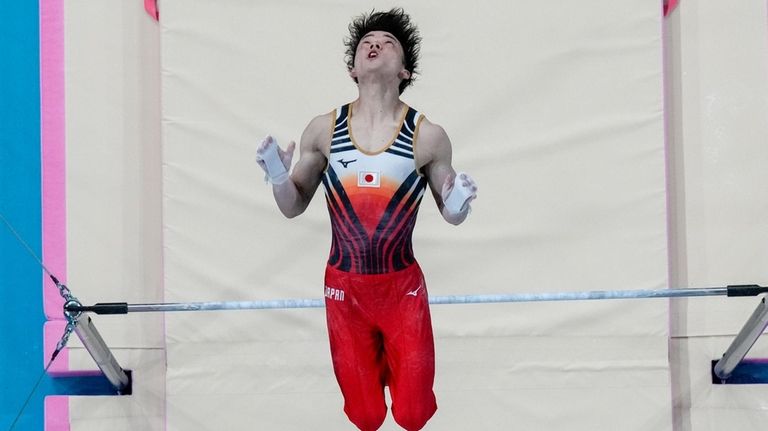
[256,8,477,430]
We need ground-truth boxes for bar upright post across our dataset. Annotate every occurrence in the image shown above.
[72,313,131,394]
[713,298,768,380]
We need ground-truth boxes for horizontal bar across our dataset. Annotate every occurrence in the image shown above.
[66,285,767,315]
[430,287,728,304]
[129,298,324,313]
[713,297,768,380]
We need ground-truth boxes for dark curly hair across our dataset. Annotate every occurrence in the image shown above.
[344,8,422,94]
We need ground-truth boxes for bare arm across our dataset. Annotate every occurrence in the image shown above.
[258,113,331,218]
[417,119,477,225]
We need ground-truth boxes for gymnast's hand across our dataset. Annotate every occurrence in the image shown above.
[255,135,296,185]
[442,172,478,217]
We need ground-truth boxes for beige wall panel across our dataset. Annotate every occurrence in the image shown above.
[667,1,768,429]
[62,0,165,429]
[65,0,163,346]
[66,348,165,431]
[162,0,668,429]
[667,0,768,337]
[671,336,768,431]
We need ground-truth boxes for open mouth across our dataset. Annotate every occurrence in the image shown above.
[367,51,379,59]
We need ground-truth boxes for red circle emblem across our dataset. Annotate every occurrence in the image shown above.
[365,174,374,183]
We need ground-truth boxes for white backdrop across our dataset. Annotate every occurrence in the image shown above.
[666,2,768,430]
[161,1,668,430]
[50,0,768,430]
[50,0,165,429]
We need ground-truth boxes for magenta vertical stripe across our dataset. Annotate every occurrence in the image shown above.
[41,0,70,428]
[44,396,70,431]
[40,0,66,320]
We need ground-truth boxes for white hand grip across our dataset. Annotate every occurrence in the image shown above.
[444,172,473,215]
[257,137,289,185]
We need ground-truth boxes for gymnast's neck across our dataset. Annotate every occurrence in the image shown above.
[352,80,405,124]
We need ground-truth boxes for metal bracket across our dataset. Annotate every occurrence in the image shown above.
[713,297,768,381]
[72,313,132,394]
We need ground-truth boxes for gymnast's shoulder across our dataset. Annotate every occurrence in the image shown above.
[300,111,336,151]
[414,116,453,158]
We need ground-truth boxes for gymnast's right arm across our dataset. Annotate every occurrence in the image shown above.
[255,114,330,218]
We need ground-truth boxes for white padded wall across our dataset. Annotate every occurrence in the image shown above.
[54,1,768,430]
[54,0,164,429]
[161,1,668,430]
[666,1,768,430]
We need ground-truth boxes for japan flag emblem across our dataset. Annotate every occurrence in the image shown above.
[358,171,381,188]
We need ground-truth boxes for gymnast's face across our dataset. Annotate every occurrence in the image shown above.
[350,31,411,83]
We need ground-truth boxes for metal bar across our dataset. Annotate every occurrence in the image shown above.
[429,287,729,304]
[713,298,768,380]
[120,287,731,314]
[128,298,324,312]
[72,313,131,393]
[65,285,767,315]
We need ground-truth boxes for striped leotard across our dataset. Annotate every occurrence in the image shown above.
[321,103,428,274]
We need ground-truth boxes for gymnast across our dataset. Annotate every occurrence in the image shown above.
[256,8,477,430]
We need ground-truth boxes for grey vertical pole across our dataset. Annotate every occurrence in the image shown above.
[713,298,768,380]
[73,313,131,393]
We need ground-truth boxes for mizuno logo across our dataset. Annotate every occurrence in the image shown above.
[406,285,423,297]
[338,159,357,168]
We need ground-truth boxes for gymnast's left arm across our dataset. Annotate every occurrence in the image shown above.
[416,119,478,225]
